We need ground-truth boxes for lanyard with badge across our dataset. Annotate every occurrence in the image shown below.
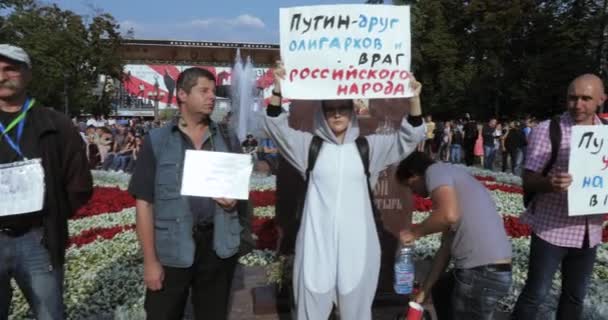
[0,98,46,217]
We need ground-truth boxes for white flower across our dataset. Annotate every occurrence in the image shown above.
[459,165,523,186]
[253,206,276,218]
[92,170,131,190]
[69,208,136,236]
[11,167,606,319]
[250,175,276,191]
[238,249,277,267]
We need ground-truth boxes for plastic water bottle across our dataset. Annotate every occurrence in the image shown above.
[394,244,415,295]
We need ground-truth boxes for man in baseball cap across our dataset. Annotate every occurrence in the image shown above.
[0,44,93,319]
[0,44,31,69]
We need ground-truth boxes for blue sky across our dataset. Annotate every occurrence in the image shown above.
[49,0,370,43]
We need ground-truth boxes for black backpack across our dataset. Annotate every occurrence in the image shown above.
[277,135,380,253]
[523,116,608,208]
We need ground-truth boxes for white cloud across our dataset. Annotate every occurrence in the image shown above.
[188,19,213,28]
[232,14,265,29]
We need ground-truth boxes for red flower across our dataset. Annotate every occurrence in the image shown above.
[503,215,531,238]
[483,183,523,194]
[73,187,135,220]
[413,194,433,211]
[474,175,496,182]
[250,190,277,207]
[251,217,278,250]
[69,224,136,248]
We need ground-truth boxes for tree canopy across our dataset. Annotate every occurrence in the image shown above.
[1,1,124,116]
[388,0,608,120]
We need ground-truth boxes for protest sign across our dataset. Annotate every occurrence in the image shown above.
[568,125,608,215]
[181,150,253,200]
[279,4,412,100]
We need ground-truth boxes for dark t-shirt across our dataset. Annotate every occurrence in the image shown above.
[505,127,527,150]
[482,125,495,147]
[128,128,219,225]
[242,138,258,153]
[452,129,464,145]
[463,121,478,141]
[241,139,258,148]
[0,110,45,229]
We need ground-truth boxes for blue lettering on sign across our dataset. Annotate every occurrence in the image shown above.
[390,18,399,29]
[329,38,341,49]
[287,37,383,52]
[582,176,603,188]
[357,15,400,33]
[358,15,368,29]
[289,40,297,52]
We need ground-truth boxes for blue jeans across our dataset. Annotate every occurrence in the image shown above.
[432,267,512,320]
[111,154,132,171]
[101,153,115,171]
[512,234,597,320]
[450,144,462,163]
[508,148,524,176]
[0,228,64,320]
[483,146,496,170]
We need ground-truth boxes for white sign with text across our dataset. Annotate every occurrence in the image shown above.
[279,4,412,100]
[568,126,608,216]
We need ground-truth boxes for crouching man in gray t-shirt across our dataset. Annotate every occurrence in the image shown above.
[396,151,512,320]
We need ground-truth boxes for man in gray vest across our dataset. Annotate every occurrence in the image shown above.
[128,67,252,320]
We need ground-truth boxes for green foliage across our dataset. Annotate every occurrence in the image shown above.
[1,1,124,116]
[380,0,608,119]
[158,108,178,121]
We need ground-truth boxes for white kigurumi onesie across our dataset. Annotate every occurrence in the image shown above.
[264,107,425,320]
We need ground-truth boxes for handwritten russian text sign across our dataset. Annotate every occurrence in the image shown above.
[568,126,608,215]
[279,4,412,100]
[181,150,253,200]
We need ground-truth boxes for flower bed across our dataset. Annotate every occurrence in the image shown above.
[7,173,282,319]
[9,169,608,319]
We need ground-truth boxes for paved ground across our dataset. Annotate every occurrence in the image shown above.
[226,265,408,320]
[225,263,511,320]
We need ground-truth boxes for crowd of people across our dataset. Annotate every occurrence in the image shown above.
[76,116,281,176]
[1,43,607,320]
[71,117,160,172]
[419,115,534,176]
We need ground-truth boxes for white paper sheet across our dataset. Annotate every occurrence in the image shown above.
[0,158,45,217]
[180,150,253,200]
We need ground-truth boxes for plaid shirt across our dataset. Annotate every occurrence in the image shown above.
[522,112,605,248]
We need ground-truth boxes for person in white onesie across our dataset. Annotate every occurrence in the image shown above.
[264,62,425,320]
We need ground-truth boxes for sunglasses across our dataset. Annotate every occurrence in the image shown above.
[323,106,353,117]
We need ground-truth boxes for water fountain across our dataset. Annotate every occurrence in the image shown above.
[229,49,264,143]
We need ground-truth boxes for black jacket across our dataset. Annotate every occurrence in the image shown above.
[28,106,93,267]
